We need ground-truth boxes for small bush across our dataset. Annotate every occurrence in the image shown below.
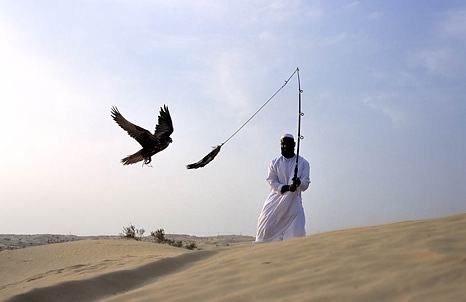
[150,229,197,250]
[173,240,183,248]
[185,242,197,250]
[121,224,144,241]
[137,228,145,240]
[150,229,166,243]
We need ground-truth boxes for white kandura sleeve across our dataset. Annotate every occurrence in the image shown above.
[299,160,311,192]
[266,161,285,193]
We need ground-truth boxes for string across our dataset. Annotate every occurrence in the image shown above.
[221,68,299,146]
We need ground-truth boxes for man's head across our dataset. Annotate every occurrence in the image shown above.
[280,134,295,158]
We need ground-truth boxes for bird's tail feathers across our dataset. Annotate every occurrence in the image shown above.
[121,150,144,165]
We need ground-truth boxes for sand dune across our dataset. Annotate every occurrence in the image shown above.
[6,251,213,302]
[0,240,188,301]
[2,213,466,301]
[0,234,254,252]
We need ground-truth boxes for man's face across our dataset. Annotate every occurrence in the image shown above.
[280,137,295,158]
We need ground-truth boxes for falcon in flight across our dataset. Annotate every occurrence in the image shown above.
[111,105,173,166]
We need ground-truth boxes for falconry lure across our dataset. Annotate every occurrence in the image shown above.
[111,105,174,166]
[186,145,222,169]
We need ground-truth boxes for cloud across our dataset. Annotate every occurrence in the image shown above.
[202,52,255,121]
[254,0,323,24]
[368,11,383,20]
[317,32,349,47]
[413,48,460,77]
[363,94,406,126]
[369,69,420,89]
[443,9,466,37]
[343,1,360,10]
[0,19,117,167]
[410,8,466,78]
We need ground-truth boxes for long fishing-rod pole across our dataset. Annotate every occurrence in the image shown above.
[294,67,303,180]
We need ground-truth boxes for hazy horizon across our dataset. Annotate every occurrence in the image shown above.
[1,1,465,236]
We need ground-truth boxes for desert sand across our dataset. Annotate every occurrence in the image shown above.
[1,213,465,301]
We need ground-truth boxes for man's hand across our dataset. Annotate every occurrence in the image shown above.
[280,185,290,194]
[289,184,297,192]
[292,177,301,187]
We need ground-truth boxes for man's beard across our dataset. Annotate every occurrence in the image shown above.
[281,149,295,158]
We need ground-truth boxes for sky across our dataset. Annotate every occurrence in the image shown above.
[0,0,465,236]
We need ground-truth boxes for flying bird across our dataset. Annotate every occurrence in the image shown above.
[111,105,173,166]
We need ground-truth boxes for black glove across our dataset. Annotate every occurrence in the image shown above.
[280,185,290,194]
[289,184,297,192]
[292,177,301,187]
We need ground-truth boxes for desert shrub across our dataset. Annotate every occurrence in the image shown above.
[172,240,183,248]
[122,224,136,239]
[137,228,145,240]
[150,228,166,243]
[121,224,145,241]
[185,242,197,250]
[150,229,197,250]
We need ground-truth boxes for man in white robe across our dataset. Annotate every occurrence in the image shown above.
[255,134,311,243]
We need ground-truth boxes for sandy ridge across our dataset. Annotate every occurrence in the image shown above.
[5,250,214,302]
[0,235,254,251]
[103,213,466,302]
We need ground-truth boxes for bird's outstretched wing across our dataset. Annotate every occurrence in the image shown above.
[154,105,174,140]
[111,106,154,147]
[186,145,222,169]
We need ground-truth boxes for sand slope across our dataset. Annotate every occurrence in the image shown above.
[0,240,189,301]
[0,234,254,252]
[2,213,466,301]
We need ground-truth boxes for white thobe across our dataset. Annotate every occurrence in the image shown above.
[255,155,311,243]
